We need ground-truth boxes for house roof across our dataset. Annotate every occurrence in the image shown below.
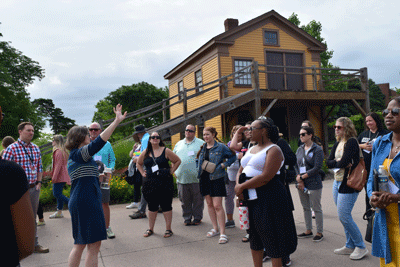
[164,10,327,80]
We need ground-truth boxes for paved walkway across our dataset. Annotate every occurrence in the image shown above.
[21,179,380,266]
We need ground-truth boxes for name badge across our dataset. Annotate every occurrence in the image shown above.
[152,165,159,173]
[363,149,371,154]
[299,166,306,174]
[188,151,195,156]
[94,155,102,161]
[248,189,258,200]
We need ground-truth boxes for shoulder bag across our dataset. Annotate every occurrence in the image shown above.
[346,138,368,191]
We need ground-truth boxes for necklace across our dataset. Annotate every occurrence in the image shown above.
[393,144,400,154]
[368,130,378,141]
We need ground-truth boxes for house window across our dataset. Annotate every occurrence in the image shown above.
[234,59,252,86]
[195,70,203,92]
[263,29,279,46]
[266,52,303,91]
[178,80,184,100]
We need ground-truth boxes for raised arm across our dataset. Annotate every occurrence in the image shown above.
[100,104,127,142]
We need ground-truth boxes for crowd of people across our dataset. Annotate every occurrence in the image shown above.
[3,99,400,267]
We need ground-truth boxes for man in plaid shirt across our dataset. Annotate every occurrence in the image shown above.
[3,122,49,253]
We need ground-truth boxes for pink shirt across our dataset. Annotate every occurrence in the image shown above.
[52,149,71,185]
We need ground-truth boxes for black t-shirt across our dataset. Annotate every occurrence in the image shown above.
[357,129,389,174]
[0,159,29,267]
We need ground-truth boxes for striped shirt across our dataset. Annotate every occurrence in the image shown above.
[3,139,43,184]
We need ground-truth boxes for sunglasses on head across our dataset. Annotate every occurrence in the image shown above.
[333,125,343,130]
[249,126,263,131]
[89,128,100,132]
[382,108,400,117]
[150,136,161,140]
[299,133,308,137]
[185,129,195,133]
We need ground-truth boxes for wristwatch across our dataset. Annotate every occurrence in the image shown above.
[300,175,305,181]
[36,181,42,185]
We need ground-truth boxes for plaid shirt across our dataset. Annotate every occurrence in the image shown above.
[3,139,43,184]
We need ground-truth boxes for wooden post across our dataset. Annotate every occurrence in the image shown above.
[183,88,188,121]
[360,67,370,115]
[221,77,228,99]
[162,101,167,122]
[312,65,317,91]
[252,61,261,118]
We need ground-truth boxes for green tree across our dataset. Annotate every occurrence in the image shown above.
[0,31,45,139]
[93,82,169,141]
[32,98,76,135]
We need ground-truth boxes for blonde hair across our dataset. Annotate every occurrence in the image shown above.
[53,135,69,160]
[336,117,357,142]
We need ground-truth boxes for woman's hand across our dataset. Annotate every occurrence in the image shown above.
[234,183,244,196]
[295,175,302,183]
[370,191,397,209]
[363,143,373,152]
[297,181,305,191]
[140,171,147,178]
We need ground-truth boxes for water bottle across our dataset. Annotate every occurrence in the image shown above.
[378,165,390,192]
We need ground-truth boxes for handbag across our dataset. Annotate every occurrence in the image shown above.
[346,139,368,191]
[201,160,217,173]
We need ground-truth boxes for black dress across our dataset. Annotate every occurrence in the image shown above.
[247,176,298,256]
[142,148,174,212]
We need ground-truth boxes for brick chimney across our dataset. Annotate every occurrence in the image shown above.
[224,18,239,32]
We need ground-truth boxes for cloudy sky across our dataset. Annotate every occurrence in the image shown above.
[1,0,399,131]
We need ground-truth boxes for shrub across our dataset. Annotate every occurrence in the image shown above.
[112,139,135,171]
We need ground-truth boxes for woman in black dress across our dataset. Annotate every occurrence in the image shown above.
[137,132,181,238]
[235,119,297,267]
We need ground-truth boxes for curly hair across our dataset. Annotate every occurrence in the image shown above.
[336,117,357,142]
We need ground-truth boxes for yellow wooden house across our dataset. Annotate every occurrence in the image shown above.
[164,10,368,147]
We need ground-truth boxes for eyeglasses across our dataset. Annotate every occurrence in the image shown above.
[89,128,100,132]
[299,133,308,137]
[382,108,400,117]
[333,126,343,130]
[150,136,161,140]
[185,129,195,133]
[249,126,263,131]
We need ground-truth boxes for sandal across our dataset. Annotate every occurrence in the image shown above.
[219,234,229,244]
[207,229,220,238]
[242,234,249,243]
[164,230,173,238]
[143,229,153,237]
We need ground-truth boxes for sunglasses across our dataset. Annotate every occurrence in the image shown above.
[382,108,400,117]
[299,133,308,137]
[249,126,263,131]
[150,136,161,140]
[89,128,100,132]
[333,126,343,130]
[185,129,195,133]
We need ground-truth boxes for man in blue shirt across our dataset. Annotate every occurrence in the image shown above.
[129,125,151,219]
[89,122,117,239]
[173,124,205,225]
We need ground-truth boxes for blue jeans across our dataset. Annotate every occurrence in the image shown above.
[53,182,69,211]
[332,180,365,249]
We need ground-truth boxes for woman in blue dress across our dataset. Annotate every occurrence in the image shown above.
[65,104,127,267]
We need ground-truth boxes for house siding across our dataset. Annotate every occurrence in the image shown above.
[169,56,222,147]
[220,21,321,96]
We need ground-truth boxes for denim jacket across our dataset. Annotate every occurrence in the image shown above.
[367,132,400,264]
[197,141,237,180]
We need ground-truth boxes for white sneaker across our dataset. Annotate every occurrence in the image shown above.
[49,211,64,219]
[126,202,139,209]
[334,246,354,255]
[350,247,368,260]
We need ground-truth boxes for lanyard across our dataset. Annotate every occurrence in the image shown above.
[18,141,35,165]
